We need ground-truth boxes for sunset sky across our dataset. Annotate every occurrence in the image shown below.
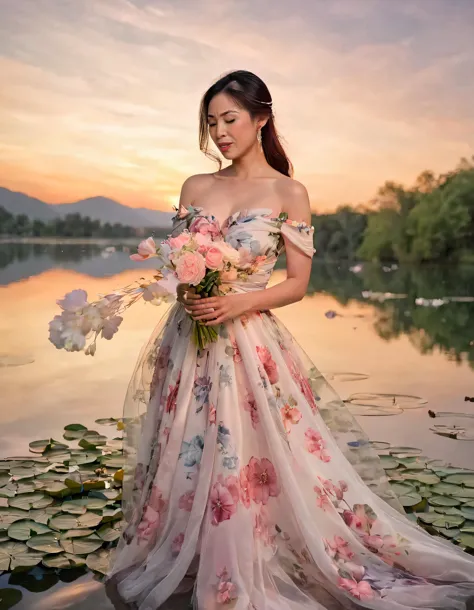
[1,0,473,213]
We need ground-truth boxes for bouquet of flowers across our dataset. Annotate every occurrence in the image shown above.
[48,228,251,354]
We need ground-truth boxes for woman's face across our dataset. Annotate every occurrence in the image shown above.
[207,92,262,159]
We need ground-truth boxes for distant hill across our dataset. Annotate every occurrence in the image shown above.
[0,187,174,229]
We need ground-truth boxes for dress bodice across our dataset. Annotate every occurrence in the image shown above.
[170,205,315,294]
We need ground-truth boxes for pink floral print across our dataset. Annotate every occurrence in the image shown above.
[178,490,195,512]
[305,428,331,461]
[247,457,280,504]
[210,474,239,525]
[256,346,279,384]
[280,402,302,433]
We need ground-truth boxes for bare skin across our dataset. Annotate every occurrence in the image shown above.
[176,91,313,324]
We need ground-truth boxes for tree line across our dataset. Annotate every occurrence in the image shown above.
[0,208,139,238]
[312,157,474,263]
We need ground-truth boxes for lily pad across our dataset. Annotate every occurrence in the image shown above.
[62,498,107,514]
[43,482,73,498]
[432,515,465,528]
[379,456,399,469]
[41,552,85,568]
[49,511,102,530]
[8,492,54,511]
[97,520,124,542]
[0,507,30,526]
[433,526,461,538]
[389,447,422,456]
[428,496,461,507]
[60,534,103,555]
[29,439,69,454]
[416,513,440,524]
[401,472,440,485]
[0,472,10,487]
[28,506,62,525]
[0,541,43,569]
[26,532,63,553]
[443,474,474,487]
[64,424,88,432]
[455,533,474,549]
[59,528,95,539]
[86,548,111,573]
[0,588,23,609]
[7,520,51,541]
[95,418,118,426]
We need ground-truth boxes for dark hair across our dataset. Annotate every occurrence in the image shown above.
[199,70,293,177]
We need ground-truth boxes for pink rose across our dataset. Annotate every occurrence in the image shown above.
[189,216,220,237]
[130,237,157,261]
[168,233,191,250]
[175,251,206,285]
[217,580,237,604]
[205,246,224,270]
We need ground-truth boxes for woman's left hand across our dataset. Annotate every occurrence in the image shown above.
[187,293,250,325]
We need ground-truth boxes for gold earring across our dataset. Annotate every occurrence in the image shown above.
[257,129,262,144]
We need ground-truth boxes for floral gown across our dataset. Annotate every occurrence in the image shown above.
[105,205,474,610]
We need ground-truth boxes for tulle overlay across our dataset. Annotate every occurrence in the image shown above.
[105,206,474,609]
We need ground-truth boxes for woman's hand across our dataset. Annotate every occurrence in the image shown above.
[187,293,251,325]
[176,283,201,313]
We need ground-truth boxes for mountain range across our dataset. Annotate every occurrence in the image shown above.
[0,187,175,229]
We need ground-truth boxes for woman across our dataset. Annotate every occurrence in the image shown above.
[105,70,474,609]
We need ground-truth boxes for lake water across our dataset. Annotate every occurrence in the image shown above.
[0,242,474,609]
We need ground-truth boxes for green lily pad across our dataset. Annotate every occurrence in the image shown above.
[401,472,440,485]
[43,482,73,498]
[64,424,88,431]
[0,541,44,569]
[443,474,474,487]
[60,534,103,555]
[433,507,465,516]
[434,467,474,476]
[101,507,123,522]
[59,528,95,539]
[62,498,107,514]
[26,532,63,553]
[78,433,107,450]
[28,506,62,525]
[95,418,118,426]
[9,467,36,480]
[43,450,71,463]
[0,588,23,609]
[433,527,461,538]
[379,456,399,469]
[0,472,10,487]
[41,552,85,568]
[432,515,465,528]
[86,548,111,574]
[0,507,30,526]
[455,533,474,549]
[389,481,415,495]
[100,456,124,469]
[8,492,54,511]
[460,507,474,520]
[7,520,51,541]
[49,511,102,531]
[416,513,440,524]
[428,496,461,507]
[97,520,124,542]
[29,439,69,454]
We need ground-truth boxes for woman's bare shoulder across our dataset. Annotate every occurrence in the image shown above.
[276,177,311,223]
[177,173,214,214]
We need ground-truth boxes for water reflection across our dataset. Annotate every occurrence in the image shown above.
[0,244,473,366]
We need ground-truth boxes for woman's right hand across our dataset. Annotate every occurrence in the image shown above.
[176,283,201,313]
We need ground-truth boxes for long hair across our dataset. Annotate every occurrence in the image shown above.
[199,70,293,178]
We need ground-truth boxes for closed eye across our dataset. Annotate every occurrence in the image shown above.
[208,120,235,127]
